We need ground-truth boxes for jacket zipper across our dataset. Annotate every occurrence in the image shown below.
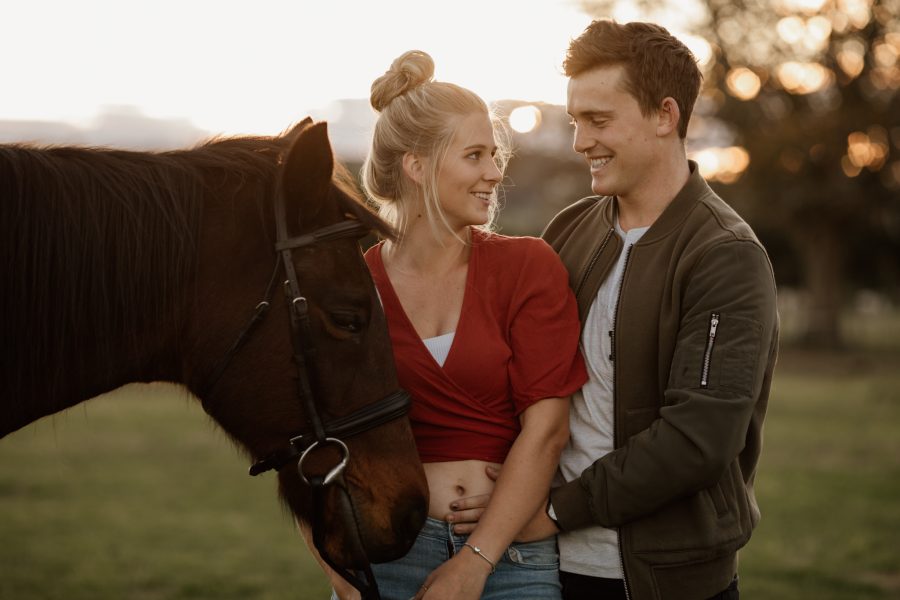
[612,244,635,600]
[700,312,720,388]
[609,244,634,363]
[574,227,615,301]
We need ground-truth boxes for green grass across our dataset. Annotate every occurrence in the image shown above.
[739,348,900,598]
[0,383,331,599]
[2,351,899,599]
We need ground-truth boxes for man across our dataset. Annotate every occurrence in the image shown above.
[540,19,779,600]
[449,18,778,600]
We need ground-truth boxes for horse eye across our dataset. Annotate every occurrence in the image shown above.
[330,312,365,333]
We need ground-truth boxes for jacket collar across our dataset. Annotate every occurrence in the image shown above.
[602,161,713,245]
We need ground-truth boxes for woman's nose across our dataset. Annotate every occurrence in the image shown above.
[484,160,502,183]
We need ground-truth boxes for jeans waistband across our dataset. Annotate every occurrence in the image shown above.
[420,516,460,540]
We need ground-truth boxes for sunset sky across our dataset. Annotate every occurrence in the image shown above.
[3,0,601,135]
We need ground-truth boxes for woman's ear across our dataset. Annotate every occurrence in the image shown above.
[402,152,426,185]
[656,97,681,137]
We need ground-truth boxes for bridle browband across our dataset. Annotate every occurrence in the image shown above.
[203,183,410,600]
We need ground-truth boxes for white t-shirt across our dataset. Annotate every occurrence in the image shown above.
[557,221,649,577]
[422,331,455,367]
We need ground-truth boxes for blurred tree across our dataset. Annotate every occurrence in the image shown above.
[578,0,900,347]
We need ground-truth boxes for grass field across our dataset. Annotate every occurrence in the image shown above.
[0,383,332,599]
[2,347,899,599]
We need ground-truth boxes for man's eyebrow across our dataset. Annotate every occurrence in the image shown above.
[568,110,615,119]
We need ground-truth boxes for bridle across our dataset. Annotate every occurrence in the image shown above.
[204,182,411,600]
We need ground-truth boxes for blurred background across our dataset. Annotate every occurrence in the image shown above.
[1,0,898,598]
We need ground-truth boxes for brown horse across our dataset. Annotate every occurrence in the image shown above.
[0,120,427,576]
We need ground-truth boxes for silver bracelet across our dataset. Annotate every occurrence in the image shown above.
[463,542,496,574]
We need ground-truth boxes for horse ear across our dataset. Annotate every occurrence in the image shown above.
[284,116,314,141]
[281,121,334,230]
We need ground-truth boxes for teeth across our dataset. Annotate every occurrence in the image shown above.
[472,192,492,201]
[591,157,612,168]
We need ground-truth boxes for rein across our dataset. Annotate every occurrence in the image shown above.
[204,190,410,600]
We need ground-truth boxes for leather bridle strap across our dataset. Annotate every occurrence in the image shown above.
[275,237,388,600]
[247,390,411,476]
[311,475,381,600]
[275,219,372,252]
[202,257,282,398]
[270,183,392,600]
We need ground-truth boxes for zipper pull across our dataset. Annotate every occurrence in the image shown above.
[700,312,720,389]
[709,313,719,338]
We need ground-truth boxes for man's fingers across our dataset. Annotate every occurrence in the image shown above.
[448,493,491,512]
[445,506,485,525]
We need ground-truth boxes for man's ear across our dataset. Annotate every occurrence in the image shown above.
[656,97,681,137]
[401,152,426,185]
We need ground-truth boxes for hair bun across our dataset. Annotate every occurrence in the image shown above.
[370,50,435,112]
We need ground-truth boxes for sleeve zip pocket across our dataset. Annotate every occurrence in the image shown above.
[700,312,720,388]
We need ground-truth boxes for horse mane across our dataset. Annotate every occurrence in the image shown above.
[332,160,395,240]
[0,123,390,417]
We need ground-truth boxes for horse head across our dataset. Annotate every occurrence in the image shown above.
[193,121,428,568]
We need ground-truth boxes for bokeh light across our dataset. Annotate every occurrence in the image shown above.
[776,14,832,52]
[508,106,542,134]
[777,16,806,44]
[681,34,715,69]
[874,41,899,69]
[838,0,874,30]
[837,38,867,78]
[773,0,829,14]
[726,68,763,100]
[691,146,751,183]
[804,16,833,51]
[776,61,835,94]
[846,127,890,173]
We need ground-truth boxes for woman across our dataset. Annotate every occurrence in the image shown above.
[331,50,586,600]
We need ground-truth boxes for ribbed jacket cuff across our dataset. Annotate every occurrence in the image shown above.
[550,479,596,532]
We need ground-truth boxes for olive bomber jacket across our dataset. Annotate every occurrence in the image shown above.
[542,163,779,600]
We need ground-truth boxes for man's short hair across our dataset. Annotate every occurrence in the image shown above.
[564,20,702,138]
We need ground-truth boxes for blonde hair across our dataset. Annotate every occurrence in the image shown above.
[362,50,509,242]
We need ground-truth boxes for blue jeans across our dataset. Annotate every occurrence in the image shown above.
[333,517,562,600]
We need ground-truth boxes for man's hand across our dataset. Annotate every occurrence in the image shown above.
[444,465,561,542]
[515,501,561,542]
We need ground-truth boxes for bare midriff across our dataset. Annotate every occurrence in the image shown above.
[424,459,501,520]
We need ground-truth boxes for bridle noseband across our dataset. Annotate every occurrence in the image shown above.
[204,187,410,600]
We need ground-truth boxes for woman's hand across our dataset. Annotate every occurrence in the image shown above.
[412,548,492,600]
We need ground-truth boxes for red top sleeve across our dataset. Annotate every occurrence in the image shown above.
[503,236,588,412]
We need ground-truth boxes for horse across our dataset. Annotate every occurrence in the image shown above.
[0,119,428,592]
